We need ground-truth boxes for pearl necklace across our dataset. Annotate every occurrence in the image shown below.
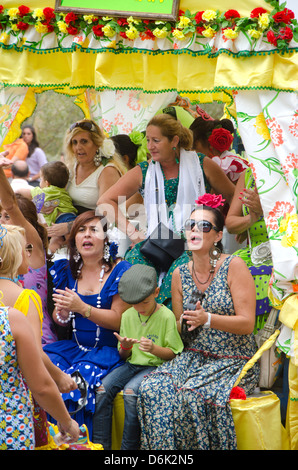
[67,264,106,353]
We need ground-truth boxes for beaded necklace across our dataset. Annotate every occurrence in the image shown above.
[56,264,107,353]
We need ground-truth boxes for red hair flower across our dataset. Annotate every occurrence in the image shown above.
[272,8,294,24]
[18,5,30,17]
[229,386,246,400]
[250,8,267,18]
[224,10,240,20]
[208,127,233,153]
[195,193,225,209]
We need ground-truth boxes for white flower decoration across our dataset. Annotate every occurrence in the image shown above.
[99,138,115,159]
[251,241,272,266]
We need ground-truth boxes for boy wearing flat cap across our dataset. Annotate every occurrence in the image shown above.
[93,264,183,450]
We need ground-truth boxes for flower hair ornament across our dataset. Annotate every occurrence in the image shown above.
[195,193,225,209]
[208,127,234,154]
[129,130,148,163]
[94,138,116,167]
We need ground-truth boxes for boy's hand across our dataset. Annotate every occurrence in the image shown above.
[114,332,139,350]
[139,336,154,353]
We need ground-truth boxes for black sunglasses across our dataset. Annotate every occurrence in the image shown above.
[184,219,219,233]
[69,121,96,132]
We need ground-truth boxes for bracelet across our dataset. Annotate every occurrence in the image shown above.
[56,311,72,324]
[203,311,211,329]
[120,344,133,350]
[84,305,92,318]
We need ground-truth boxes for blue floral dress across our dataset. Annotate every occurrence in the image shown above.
[137,256,259,450]
[43,259,131,436]
[0,307,35,450]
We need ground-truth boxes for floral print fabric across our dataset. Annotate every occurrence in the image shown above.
[137,256,259,450]
[0,307,34,450]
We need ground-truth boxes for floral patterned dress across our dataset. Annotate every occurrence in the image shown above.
[0,307,35,450]
[137,256,259,450]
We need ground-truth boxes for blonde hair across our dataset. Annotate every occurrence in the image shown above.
[0,225,26,279]
[64,119,127,176]
[147,114,193,150]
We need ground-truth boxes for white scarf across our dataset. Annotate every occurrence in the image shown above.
[144,149,205,235]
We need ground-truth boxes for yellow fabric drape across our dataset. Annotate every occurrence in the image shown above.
[1,47,297,93]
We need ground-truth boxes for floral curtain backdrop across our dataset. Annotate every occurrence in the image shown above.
[234,89,298,304]
[85,89,178,135]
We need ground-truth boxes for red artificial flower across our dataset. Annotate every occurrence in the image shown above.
[250,7,267,18]
[267,30,277,46]
[208,127,234,153]
[279,26,293,42]
[194,11,205,24]
[16,21,29,31]
[224,10,240,20]
[42,21,54,33]
[117,18,128,26]
[65,12,77,24]
[0,5,4,14]
[18,5,30,17]
[120,31,128,39]
[178,9,185,17]
[196,26,205,36]
[195,193,225,209]
[229,386,246,400]
[272,8,295,25]
[143,29,155,40]
[67,25,78,35]
[43,7,55,21]
[92,24,104,37]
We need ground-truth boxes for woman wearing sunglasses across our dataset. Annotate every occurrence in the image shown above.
[137,194,259,450]
[0,224,77,449]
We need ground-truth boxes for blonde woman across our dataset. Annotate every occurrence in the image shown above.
[0,224,77,448]
[47,119,126,240]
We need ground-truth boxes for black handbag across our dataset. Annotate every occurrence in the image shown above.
[140,174,185,271]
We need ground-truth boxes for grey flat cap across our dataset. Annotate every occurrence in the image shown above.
[118,264,157,304]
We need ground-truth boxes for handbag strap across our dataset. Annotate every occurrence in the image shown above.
[233,328,280,387]
[258,307,280,346]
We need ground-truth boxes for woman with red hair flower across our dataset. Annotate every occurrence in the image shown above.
[137,194,258,450]
[190,116,248,183]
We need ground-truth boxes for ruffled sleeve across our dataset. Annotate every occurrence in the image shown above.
[49,258,73,291]
[106,260,132,298]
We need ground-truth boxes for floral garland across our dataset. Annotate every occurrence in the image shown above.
[0,0,297,52]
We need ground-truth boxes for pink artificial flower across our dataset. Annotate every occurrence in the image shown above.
[195,193,225,209]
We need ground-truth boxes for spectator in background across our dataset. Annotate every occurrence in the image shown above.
[3,136,28,180]
[10,160,31,191]
[21,125,47,186]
